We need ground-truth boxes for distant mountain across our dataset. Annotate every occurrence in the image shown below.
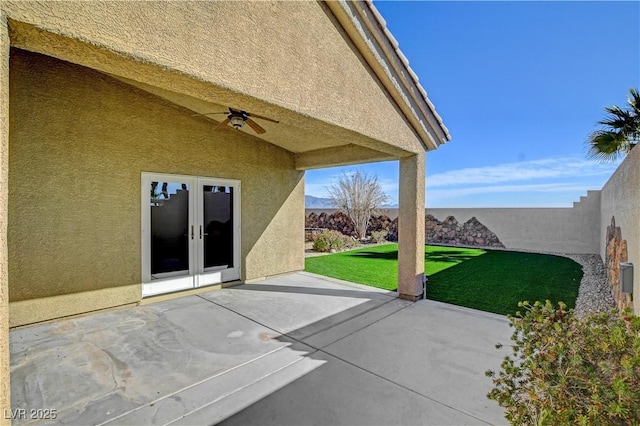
[305,195,398,209]
[305,195,335,208]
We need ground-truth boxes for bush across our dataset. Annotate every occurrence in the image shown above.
[312,230,355,252]
[370,230,388,243]
[305,229,325,242]
[486,300,640,425]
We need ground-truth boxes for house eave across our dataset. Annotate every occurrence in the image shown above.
[324,0,451,151]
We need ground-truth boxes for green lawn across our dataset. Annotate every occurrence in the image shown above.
[304,244,583,316]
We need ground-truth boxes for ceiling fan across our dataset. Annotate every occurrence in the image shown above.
[197,108,279,134]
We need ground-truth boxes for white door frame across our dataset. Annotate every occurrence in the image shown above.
[141,172,241,297]
[196,177,241,286]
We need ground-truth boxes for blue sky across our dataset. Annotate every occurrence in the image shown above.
[305,1,640,207]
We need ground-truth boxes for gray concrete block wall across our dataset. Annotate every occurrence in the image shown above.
[307,191,602,255]
[426,203,600,254]
[573,190,602,255]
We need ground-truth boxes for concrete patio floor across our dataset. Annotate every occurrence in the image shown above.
[10,272,511,425]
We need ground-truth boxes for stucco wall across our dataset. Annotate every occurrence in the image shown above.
[600,146,640,313]
[0,12,11,425]
[2,0,424,156]
[8,50,303,320]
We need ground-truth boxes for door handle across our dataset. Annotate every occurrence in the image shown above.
[200,225,208,239]
[183,225,194,239]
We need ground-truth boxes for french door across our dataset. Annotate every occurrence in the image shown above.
[141,173,240,297]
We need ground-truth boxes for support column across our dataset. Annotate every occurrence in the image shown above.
[0,13,10,426]
[398,152,425,301]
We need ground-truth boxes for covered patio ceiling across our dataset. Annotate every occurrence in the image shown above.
[6,0,450,172]
[105,74,402,170]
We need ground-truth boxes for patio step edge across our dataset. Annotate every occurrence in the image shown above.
[101,342,315,426]
[168,355,323,425]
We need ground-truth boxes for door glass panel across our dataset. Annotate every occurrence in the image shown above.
[202,185,234,269]
[150,181,190,277]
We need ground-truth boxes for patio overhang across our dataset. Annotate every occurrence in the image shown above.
[0,1,451,419]
[325,0,451,152]
[4,0,450,168]
[6,19,409,164]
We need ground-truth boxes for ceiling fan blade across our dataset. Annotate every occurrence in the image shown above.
[198,112,229,116]
[247,112,279,124]
[213,118,230,131]
[245,118,266,134]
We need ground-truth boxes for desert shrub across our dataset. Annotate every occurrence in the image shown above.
[305,229,325,242]
[341,234,358,249]
[486,300,640,425]
[370,230,388,243]
[312,230,353,252]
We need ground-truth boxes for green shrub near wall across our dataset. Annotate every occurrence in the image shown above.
[312,230,356,252]
[487,301,640,425]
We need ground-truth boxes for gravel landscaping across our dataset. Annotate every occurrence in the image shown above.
[561,253,616,318]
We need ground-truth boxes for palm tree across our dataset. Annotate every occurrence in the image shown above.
[587,88,640,162]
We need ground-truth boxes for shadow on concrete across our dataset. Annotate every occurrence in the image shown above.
[217,283,392,301]
[9,272,510,426]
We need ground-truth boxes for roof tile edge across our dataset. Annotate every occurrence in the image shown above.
[325,0,451,148]
[364,1,451,144]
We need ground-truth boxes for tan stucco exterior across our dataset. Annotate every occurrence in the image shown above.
[8,49,304,320]
[1,12,10,426]
[3,1,432,160]
[398,153,426,299]
[0,0,449,318]
[1,1,450,417]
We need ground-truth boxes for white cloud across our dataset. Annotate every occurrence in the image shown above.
[427,182,595,200]
[305,155,620,208]
[427,156,620,188]
[378,178,399,193]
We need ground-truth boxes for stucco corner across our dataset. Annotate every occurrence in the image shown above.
[0,9,11,425]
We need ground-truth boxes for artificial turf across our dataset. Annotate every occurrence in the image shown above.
[304,244,583,316]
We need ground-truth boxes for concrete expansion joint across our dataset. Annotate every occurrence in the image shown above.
[97,345,312,426]
[166,356,309,425]
[305,297,415,351]
[191,291,498,423]
[314,344,492,426]
[297,296,406,343]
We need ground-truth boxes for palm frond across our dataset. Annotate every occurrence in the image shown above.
[627,88,640,112]
[588,88,640,162]
[586,130,632,162]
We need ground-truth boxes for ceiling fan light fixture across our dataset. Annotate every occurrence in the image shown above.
[230,115,245,129]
